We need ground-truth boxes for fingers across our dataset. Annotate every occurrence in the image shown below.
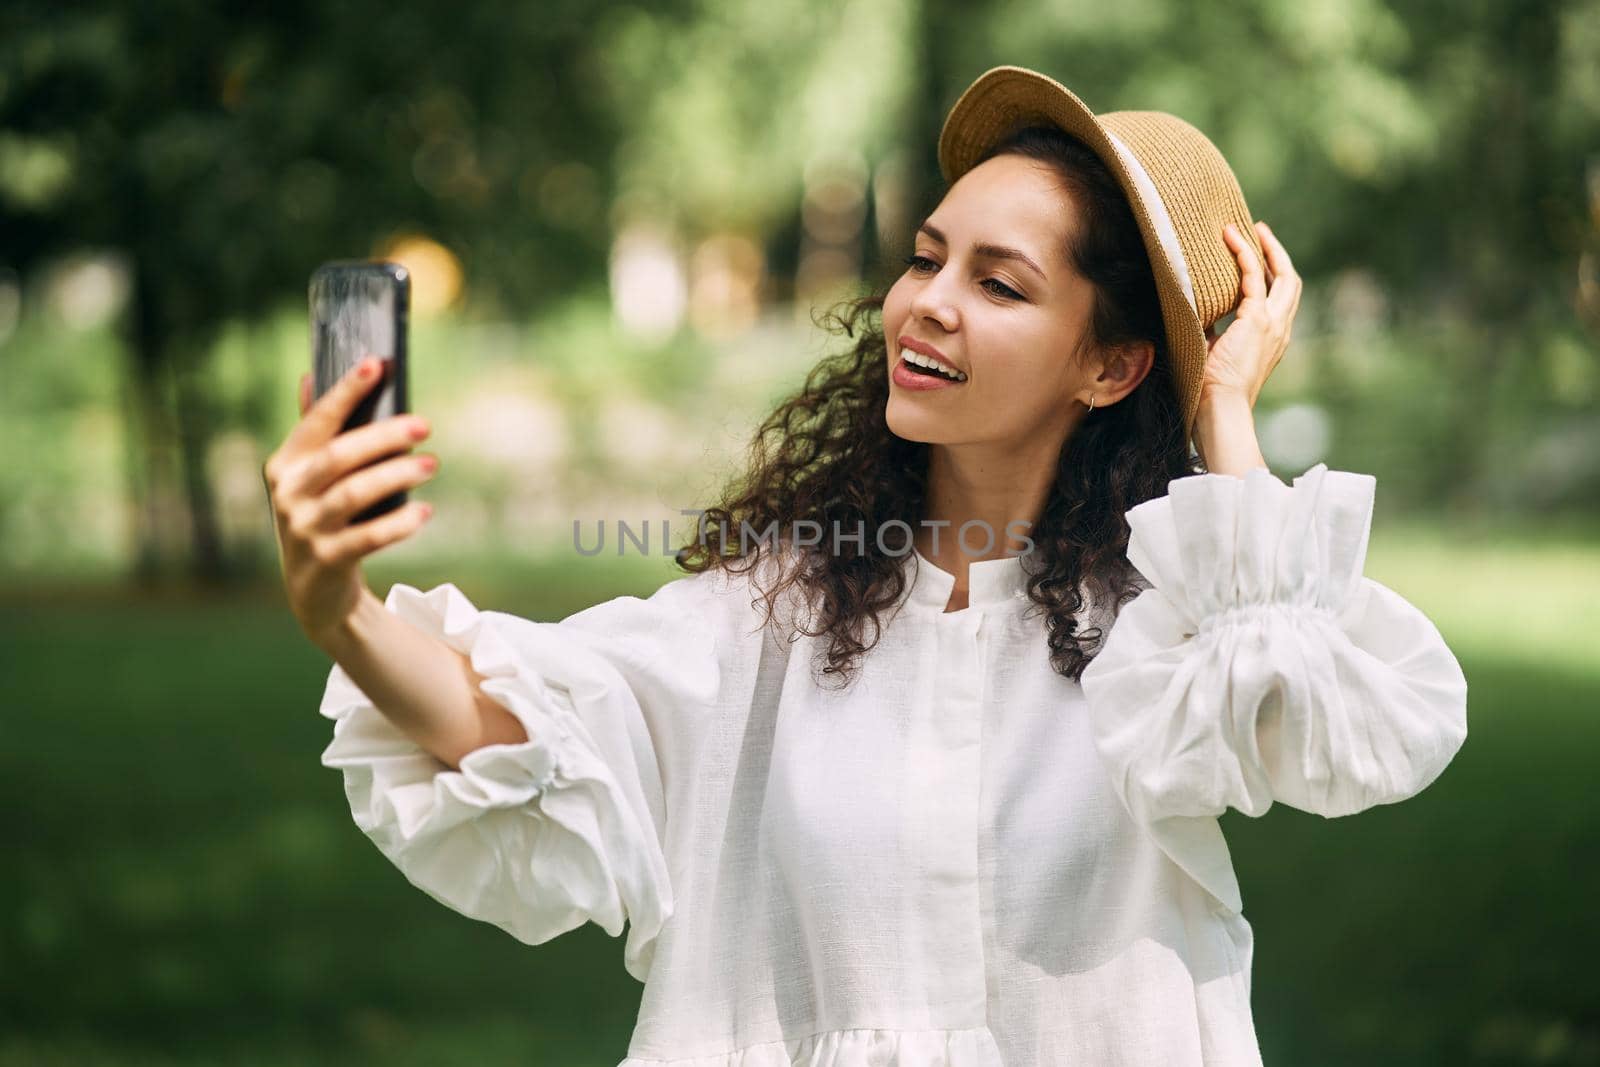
[1254,221,1302,321]
[1224,223,1267,305]
[313,451,440,531]
[320,500,435,566]
[281,413,430,498]
[298,372,312,416]
[284,356,386,454]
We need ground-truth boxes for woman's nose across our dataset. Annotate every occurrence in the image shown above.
[908,277,957,328]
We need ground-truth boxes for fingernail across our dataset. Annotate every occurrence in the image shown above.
[419,502,434,519]
[1260,221,1273,234]
[358,358,378,380]
[419,454,438,472]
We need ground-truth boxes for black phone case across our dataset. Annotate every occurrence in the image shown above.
[308,261,410,523]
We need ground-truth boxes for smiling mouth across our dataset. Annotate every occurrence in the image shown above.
[899,352,967,382]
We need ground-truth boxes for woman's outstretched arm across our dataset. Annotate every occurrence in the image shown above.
[312,584,529,770]
[263,355,524,770]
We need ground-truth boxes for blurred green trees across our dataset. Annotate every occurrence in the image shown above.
[0,1,679,579]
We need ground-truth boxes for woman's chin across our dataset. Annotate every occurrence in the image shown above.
[885,402,956,445]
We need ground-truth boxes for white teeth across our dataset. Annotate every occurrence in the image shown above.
[901,350,967,381]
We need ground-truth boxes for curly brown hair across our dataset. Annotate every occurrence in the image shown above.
[674,124,1202,686]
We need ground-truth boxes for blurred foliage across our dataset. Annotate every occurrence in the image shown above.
[0,0,690,580]
[0,0,669,314]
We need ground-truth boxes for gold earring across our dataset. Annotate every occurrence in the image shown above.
[1087,393,1096,413]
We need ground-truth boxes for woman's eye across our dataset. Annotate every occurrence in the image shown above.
[902,254,1021,300]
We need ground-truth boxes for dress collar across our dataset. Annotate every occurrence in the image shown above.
[903,546,1032,612]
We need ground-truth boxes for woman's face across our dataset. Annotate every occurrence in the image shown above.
[883,153,1118,447]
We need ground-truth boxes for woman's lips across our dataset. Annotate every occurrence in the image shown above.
[892,355,966,391]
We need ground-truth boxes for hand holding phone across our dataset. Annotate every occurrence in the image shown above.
[259,260,435,647]
[265,357,438,647]
[309,260,411,521]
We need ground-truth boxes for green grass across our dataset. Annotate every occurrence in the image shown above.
[2,527,1597,1065]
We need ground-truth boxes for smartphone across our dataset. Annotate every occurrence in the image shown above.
[308,260,410,523]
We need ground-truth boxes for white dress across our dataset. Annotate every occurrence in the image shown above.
[318,462,1469,1066]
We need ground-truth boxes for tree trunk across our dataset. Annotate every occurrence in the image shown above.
[124,257,230,584]
[123,263,181,584]
[172,352,230,584]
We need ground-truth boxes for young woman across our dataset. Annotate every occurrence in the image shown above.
[265,66,1468,1066]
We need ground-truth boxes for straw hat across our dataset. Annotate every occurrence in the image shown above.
[937,65,1265,443]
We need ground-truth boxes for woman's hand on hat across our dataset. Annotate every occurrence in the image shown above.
[1200,221,1302,410]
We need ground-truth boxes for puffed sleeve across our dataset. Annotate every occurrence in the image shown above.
[1081,462,1469,835]
[317,570,727,983]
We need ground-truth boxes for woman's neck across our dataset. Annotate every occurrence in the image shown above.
[915,438,1058,578]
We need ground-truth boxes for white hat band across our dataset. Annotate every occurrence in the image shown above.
[1104,130,1198,315]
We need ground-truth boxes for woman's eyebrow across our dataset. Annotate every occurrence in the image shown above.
[917,220,1047,281]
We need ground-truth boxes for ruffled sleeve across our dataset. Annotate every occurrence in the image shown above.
[318,571,728,983]
[1080,463,1468,903]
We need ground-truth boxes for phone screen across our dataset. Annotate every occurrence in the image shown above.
[308,260,410,520]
